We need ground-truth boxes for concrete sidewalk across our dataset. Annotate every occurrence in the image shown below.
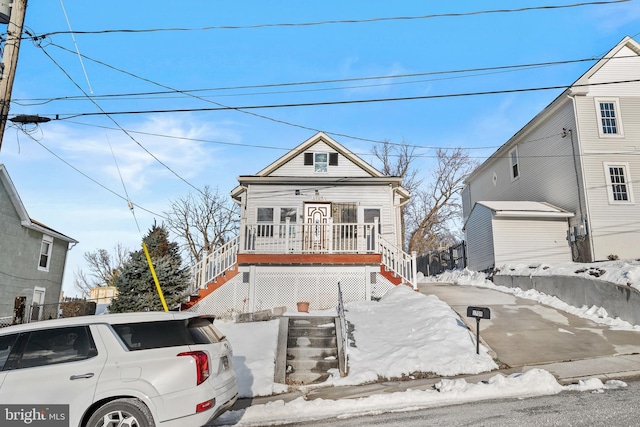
[232,282,640,409]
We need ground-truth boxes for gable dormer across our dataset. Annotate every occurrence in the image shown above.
[255,132,384,178]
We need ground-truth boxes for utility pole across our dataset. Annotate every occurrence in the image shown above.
[0,0,28,152]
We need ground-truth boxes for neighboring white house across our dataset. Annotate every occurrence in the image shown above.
[185,132,415,317]
[464,201,574,272]
[0,164,78,324]
[462,36,640,267]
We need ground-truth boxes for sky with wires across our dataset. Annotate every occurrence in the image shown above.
[1,0,639,297]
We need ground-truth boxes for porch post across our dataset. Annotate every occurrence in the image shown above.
[327,217,334,253]
[374,218,379,251]
[249,265,256,313]
[364,265,372,301]
[284,217,290,253]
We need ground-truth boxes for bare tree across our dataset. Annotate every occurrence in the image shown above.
[372,139,423,249]
[405,148,477,254]
[164,185,239,265]
[73,243,130,297]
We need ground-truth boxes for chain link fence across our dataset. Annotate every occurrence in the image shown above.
[3,298,99,327]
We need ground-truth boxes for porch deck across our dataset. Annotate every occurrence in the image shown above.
[188,221,417,297]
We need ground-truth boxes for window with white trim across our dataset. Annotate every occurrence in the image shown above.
[279,207,297,237]
[604,163,634,204]
[595,98,624,137]
[303,152,338,172]
[509,147,519,180]
[257,207,274,237]
[38,235,53,271]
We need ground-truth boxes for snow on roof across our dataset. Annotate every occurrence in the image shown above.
[475,201,574,218]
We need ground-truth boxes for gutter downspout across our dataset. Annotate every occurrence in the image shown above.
[568,94,595,262]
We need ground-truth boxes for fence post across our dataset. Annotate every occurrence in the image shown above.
[411,251,417,290]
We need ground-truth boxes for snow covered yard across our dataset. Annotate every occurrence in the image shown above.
[211,272,631,426]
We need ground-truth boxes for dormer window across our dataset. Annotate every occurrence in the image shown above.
[304,152,338,173]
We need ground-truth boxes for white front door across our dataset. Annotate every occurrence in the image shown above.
[31,287,46,321]
[304,203,331,251]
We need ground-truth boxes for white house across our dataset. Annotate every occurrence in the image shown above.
[185,132,415,317]
[462,36,640,268]
[464,201,574,272]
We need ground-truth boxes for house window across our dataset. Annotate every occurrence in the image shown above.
[333,203,357,238]
[314,153,328,173]
[509,147,519,180]
[304,152,337,172]
[595,98,624,137]
[257,208,274,237]
[604,163,634,204]
[279,207,297,237]
[38,235,53,271]
[364,208,382,233]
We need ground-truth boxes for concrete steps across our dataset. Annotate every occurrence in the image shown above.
[285,316,340,385]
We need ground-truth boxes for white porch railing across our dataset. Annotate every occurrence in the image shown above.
[241,219,378,254]
[378,235,418,289]
[188,235,240,296]
[188,219,418,295]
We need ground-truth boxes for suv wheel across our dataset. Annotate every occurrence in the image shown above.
[86,398,155,427]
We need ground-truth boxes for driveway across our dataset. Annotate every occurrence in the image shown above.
[418,282,640,368]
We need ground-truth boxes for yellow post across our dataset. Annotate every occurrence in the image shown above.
[142,242,169,312]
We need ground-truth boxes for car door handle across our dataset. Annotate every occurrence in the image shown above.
[70,373,95,380]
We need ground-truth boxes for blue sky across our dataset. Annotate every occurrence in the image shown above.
[1,0,639,296]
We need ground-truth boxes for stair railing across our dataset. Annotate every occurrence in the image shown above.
[189,235,240,295]
[377,235,417,289]
[337,281,349,375]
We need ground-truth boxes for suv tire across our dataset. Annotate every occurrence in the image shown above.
[86,398,155,427]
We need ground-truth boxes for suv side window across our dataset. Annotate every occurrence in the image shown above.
[0,334,19,370]
[17,326,97,369]
[113,318,225,351]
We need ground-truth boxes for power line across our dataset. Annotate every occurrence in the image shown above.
[33,1,628,37]
[37,42,205,197]
[51,78,640,120]
[66,119,502,152]
[13,53,614,105]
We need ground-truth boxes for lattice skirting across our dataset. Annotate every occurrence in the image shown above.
[187,266,395,318]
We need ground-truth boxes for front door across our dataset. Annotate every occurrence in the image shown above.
[304,203,331,251]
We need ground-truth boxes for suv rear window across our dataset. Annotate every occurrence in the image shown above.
[113,318,225,351]
[0,334,18,370]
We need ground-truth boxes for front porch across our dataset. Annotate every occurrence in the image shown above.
[186,221,417,314]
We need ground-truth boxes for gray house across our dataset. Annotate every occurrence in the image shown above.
[0,164,77,324]
[462,36,640,268]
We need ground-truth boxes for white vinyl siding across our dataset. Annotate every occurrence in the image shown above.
[244,183,397,240]
[492,217,572,266]
[463,101,581,216]
[584,45,640,98]
[274,141,371,177]
[465,204,495,272]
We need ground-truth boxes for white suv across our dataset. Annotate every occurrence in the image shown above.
[0,311,237,427]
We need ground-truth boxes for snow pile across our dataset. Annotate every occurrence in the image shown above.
[216,285,496,397]
[494,260,640,289]
[213,370,626,426]
[328,285,497,386]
